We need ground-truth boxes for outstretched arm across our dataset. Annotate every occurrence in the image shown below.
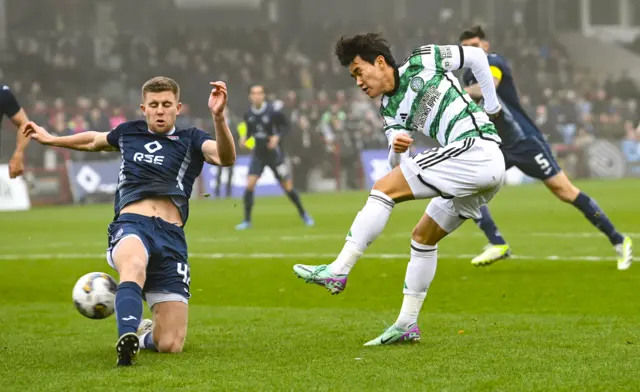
[464,75,500,100]
[201,82,236,166]
[23,122,117,152]
[8,108,30,178]
[10,109,30,152]
[458,46,501,114]
[464,59,502,101]
[1,84,31,178]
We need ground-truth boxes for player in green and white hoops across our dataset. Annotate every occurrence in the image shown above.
[293,33,505,346]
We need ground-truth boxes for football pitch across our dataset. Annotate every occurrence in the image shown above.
[1,179,639,391]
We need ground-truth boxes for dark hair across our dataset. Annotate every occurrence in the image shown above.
[142,76,180,99]
[248,84,265,94]
[335,33,396,68]
[459,25,487,42]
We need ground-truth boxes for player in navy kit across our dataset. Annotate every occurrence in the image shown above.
[24,76,236,366]
[0,84,32,178]
[235,85,313,230]
[459,26,632,270]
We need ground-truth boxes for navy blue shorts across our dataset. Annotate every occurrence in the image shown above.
[106,213,190,305]
[502,136,561,180]
[248,149,289,180]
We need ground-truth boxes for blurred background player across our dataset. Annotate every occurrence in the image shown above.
[236,84,314,230]
[1,83,31,178]
[24,77,236,366]
[459,26,633,270]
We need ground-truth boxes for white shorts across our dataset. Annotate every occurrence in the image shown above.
[400,137,506,233]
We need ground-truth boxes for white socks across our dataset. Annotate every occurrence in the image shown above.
[139,331,151,349]
[328,190,395,275]
[395,240,438,329]
[325,189,437,330]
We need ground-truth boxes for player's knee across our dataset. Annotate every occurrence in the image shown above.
[155,333,185,353]
[544,172,580,203]
[552,183,580,203]
[116,257,147,284]
[281,180,293,192]
[372,168,413,203]
[411,212,449,246]
[411,224,441,245]
[246,179,258,191]
[371,178,393,196]
[411,225,430,244]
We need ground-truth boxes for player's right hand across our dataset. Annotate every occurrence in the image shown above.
[486,104,502,121]
[208,81,228,116]
[8,152,24,179]
[392,134,414,153]
[23,121,56,145]
[488,110,503,122]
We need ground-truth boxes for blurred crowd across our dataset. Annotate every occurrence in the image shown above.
[2,17,640,186]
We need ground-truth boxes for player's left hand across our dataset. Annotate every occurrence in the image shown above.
[208,81,228,116]
[8,152,24,178]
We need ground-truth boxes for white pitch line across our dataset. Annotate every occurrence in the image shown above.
[530,232,640,238]
[0,252,617,262]
[2,232,638,251]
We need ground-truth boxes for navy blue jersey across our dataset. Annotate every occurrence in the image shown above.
[463,53,536,145]
[0,85,21,125]
[244,100,289,155]
[106,120,213,224]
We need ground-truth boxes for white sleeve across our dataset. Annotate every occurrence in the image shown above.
[384,125,411,168]
[438,45,501,115]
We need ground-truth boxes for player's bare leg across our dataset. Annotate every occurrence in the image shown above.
[112,236,148,366]
[138,301,188,353]
[544,171,632,270]
[293,166,413,293]
[364,212,449,346]
[279,177,314,227]
[236,174,259,230]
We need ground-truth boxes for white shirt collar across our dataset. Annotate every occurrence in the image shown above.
[250,102,267,115]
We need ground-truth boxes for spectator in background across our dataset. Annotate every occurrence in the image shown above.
[109,107,127,129]
[88,107,111,131]
[30,100,49,126]
[68,112,89,134]
[76,96,92,120]
[621,122,640,163]
[3,18,639,187]
[573,126,596,178]
[595,113,625,141]
[27,82,42,106]
[592,89,609,115]
[555,114,577,145]
[288,115,316,192]
[50,98,65,126]
[616,70,640,100]
[51,112,70,137]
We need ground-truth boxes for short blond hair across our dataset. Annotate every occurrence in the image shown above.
[142,76,180,100]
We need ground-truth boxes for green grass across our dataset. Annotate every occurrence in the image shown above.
[1,179,639,391]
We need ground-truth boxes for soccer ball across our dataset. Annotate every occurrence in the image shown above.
[72,272,117,319]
